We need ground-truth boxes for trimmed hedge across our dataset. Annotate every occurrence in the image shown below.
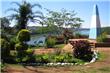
[15,29,35,63]
[17,29,30,42]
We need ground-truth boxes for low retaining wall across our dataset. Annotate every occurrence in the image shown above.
[95,43,110,47]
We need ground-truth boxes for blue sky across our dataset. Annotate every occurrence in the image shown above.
[0,0,110,28]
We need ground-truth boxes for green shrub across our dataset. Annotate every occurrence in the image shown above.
[35,53,90,63]
[9,36,18,50]
[70,40,93,61]
[63,53,75,63]
[54,55,65,62]
[35,54,50,63]
[41,54,50,63]
[1,38,10,59]
[15,43,30,62]
[26,49,36,62]
[15,29,35,63]
[46,37,56,48]
[35,55,42,63]
[97,32,107,42]
[17,29,30,42]
[72,58,84,64]
[26,49,34,55]
[15,43,28,51]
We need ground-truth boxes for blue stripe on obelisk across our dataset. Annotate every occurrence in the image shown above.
[89,4,101,39]
[93,5,99,16]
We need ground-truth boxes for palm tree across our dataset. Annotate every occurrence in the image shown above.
[6,0,43,31]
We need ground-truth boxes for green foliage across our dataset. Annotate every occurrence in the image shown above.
[15,49,35,63]
[54,55,64,62]
[26,49,34,55]
[0,17,10,28]
[35,55,42,63]
[26,49,35,62]
[46,37,56,48]
[46,8,83,29]
[97,32,107,42]
[63,29,73,44]
[1,38,10,59]
[35,54,50,63]
[17,29,30,42]
[44,8,83,35]
[75,33,88,39]
[7,1,43,31]
[35,53,85,63]
[36,25,59,34]
[9,36,18,50]
[15,42,32,62]
[101,27,110,35]
[15,29,35,63]
[63,53,75,63]
[53,53,76,63]
[15,43,27,60]
[70,40,93,61]
[0,17,12,34]
[41,54,50,63]
[15,42,28,51]
[0,62,6,71]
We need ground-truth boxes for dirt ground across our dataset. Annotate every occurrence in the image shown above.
[3,44,110,73]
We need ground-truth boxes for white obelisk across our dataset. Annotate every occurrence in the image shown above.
[89,4,101,39]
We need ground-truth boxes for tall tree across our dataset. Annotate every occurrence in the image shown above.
[0,17,10,29]
[0,17,11,41]
[6,1,43,31]
[45,8,83,34]
[61,9,83,29]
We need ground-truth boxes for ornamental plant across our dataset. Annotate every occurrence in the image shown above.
[46,36,56,48]
[70,40,93,61]
[15,29,34,63]
[17,29,30,42]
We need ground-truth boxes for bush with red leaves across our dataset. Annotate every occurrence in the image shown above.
[70,40,93,61]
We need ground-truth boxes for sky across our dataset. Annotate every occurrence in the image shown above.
[0,0,110,28]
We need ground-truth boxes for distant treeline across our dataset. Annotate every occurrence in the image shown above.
[29,26,110,35]
[101,27,110,35]
[29,25,59,35]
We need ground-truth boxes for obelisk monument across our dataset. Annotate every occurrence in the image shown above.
[89,4,101,39]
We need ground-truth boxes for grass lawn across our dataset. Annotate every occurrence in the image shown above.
[54,44,66,49]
